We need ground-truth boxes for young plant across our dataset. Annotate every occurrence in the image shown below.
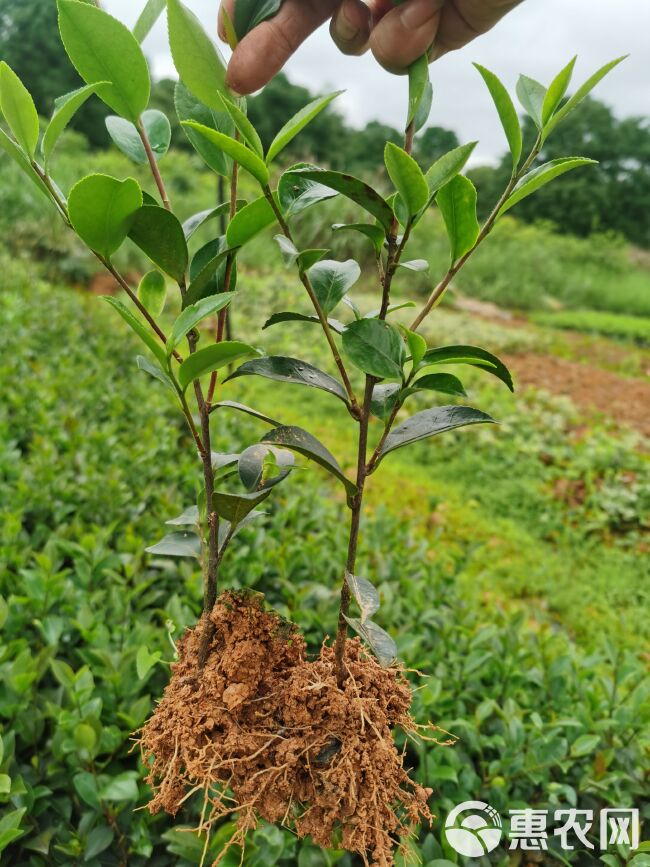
[0,0,624,862]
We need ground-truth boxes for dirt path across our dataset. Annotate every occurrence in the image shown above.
[504,352,650,438]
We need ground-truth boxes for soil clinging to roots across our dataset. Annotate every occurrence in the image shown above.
[139,592,436,866]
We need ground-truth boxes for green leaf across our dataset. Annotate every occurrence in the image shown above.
[0,128,51,199]
[184,241,237,308]
[145,531,201,558]
[99,773,139,802]
[42,82,107,166]
[543,56,626,140]
[133,0,166,42]
[175,82,234,176]
[332,222,384,255]
[377,405,496,461]
[238,444,294,492]
[570,733,600,757]
[297,249,329,272]
[498,158,597,217]
[68,174,142,258]
[267,91,342,164]
[474,64,521,171]
[136,355,174,389]
[213,490,270,526]
[184,122,269,184]
[344,617,396,666]
[343,319,404,380]
[542,56,576,125]
[138,270,166,317]
[183,202,243,240]
[226,356,349,405]
[436,175,479,265]
[166,505,200,526]
[135,646,162,679]
[103,296,166,365]
[261,426,356,500]
[217,93,264,156]
[73,773,100,809]
[168,293,236,354]
[410,372,466,397]
[167,0,229,111]
[178,341,259,391]
[0,62,40,157]
[404,328,427,367]
[274,234,298,266]
[424,141,478,198]
[407,54,430,127]
[279,162,338,217]
[385,142,429,217]
[84,826,114,860]
[234,0,282,39]
[516,74,546,130]
[398,259,428,272]
[413,79,433,134]
[307,259,360,315]
[370,383,401,422]
[420,345,513,391]
[210,400,282,427]
[262,312,345,334]
[105,110,171,164]
[57,0,150,122]
[129,205,188,282]
[285,167,393,231]
[346,572,380,623]
[226,192,278,246]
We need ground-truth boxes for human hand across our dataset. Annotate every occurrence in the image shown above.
[218,0,523,95]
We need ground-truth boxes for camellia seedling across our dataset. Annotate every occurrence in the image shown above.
[0,0,624,862]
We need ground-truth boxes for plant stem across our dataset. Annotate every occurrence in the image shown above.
[263,185,359,415]
[137,118,171,210]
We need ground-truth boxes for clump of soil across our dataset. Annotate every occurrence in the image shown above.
[139,592,436,866]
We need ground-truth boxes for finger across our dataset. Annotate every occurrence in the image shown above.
[369,0,445,74]
[330,0,372,56]
[430,0,523,60]
[225,0,339,95]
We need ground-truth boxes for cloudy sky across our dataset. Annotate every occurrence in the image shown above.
[105,0,649,163]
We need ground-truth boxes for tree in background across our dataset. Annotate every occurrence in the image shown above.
[472,97,650,248]
[413,125,459,167]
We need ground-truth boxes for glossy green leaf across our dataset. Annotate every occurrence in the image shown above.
[213,489,270,526]
[419,345,513,391]
[0,128,51,199]
[210,400,282,427]
[343,319,404,380]
[261,425,356,500]
[344,617,396,666]
[217,94,264,156]
[516,74,546,130]
[436,175,479,264]
[218,510,266,547]
[42,82,108,166]
[404,328,427,367]
[407,54,430,127]
[262,312,345,334]
[370,383,401,422]
[346,571,380,623]
[297,249,328,272]
[68,174,142,258]
[183,122,269,184]
[364,300,416,319]
[103,296,165,365]
[413,78,433,134]
[226,356,349,404]
[166,505,199,526]
[474,64,521,171]
[385,142,429,217]
[238,444,294,492]
[332,222,384,255]
[308,259,361,315]
[424,141,478,198]
[129,205,188,282]
[378,405,495,460]
[137,270,166,317]
[267,91,342,164]
[279,162,338,217]
[234,0,282,39]
[184,241,237,308]
[167,0,229,111]
[226,192,278,246]
[543,56,626,140]
[168,292,236,354]
[145,531,200,558]
[542,56,576,125]
[58,0,150,122]
[0,62,40,157]
[133,0,165,42]
[136,355,173,389]
[135,646,161,680]
[398,259,428,272]
[105,110,171,164]
[410,372,467,397]
[285,167,393,231]
[178,340,259,391]
[273,234,299,266]
[498,158,597,217]
[175,82,234,176]
[183,201,244,240]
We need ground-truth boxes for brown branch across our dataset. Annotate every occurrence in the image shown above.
[137,118,171,210]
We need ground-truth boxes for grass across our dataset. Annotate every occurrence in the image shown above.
[533,309,650,344]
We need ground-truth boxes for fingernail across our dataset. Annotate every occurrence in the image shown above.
[400,0,439,31]
[335,7,360,42]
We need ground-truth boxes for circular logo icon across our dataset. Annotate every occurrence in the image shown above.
[445,800,503,858]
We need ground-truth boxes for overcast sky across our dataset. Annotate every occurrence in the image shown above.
[105,0,650,163]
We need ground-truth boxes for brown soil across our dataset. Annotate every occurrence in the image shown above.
[505,352,650,438]
[139,592,441,866]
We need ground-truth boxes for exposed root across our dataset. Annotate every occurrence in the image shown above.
[139,592,438,866]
